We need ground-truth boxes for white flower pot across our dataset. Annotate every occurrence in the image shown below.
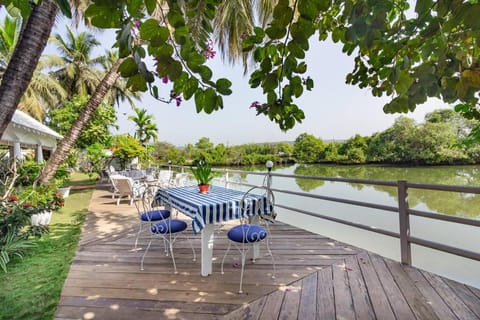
[31,210,53,226]
[57,187,71,198]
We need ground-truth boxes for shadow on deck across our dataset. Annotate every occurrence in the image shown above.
[55,186,480,320]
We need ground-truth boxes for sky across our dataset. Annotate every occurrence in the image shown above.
[47,18,448,147]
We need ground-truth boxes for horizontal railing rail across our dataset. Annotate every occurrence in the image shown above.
[163,165,480,265]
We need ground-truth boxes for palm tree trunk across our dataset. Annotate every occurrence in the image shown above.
[0,0,58,136]
[38,59,124,184]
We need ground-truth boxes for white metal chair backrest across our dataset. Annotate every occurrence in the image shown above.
[173,172,190,187]
[238,186,276,226]
[158,170,173,187]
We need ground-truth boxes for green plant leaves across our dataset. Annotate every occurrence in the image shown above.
[85,1,123,28]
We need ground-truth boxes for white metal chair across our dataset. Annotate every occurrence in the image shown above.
[221,186,276,293]
[140,190,196,273]
[133,184,171,249]
[111,175,145,205]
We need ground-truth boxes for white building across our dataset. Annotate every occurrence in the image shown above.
[0,110,63,161]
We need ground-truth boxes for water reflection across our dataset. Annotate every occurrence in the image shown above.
[293,164,480,218]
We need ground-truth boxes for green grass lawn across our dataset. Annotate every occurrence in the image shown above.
[0,173,96,320]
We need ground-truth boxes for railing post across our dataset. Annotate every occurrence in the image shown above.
[398,180,411,265]
[266,161,274,202]
[224,169,230,188]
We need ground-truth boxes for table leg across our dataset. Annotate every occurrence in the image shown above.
[201,224,215,276]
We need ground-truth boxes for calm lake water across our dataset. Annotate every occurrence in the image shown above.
[220,164,480,289]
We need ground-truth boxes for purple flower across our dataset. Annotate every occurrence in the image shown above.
[133,20,140,29]
[250,101,260,109]
[175,96,182,107]
[162,76,169,84]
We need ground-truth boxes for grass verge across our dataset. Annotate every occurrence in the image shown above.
[0,173,96,320]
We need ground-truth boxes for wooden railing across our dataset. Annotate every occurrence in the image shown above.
[167,165,480,266]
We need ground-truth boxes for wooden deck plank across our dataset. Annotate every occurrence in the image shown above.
[368,252,416,320]
[443,278,480,318]
[54,187,480,320]
[384,258,440,319]
[422,271,479,320]
[345,255,376,319]
[258,289,285,320]
[58,296,237,315]
[403,266,458,320]
[278,279,302,320]
[297,272,317,319]
[316,267,335,319]
[222,296,268,320]
[332,259,355,320]
[356,252,395,320]
[55,305,223,320]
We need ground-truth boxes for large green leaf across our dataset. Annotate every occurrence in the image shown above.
[298,0,319,20]
[140,19,161,41]
[203,88,217,114]
[216,78,232,95]
[118,57,138,77]
[145,0,156,14]
[85,2,122,28]
[263,73,279,92]
[127,74,148,92]
[54,0,72,19]
[184,77,199,100]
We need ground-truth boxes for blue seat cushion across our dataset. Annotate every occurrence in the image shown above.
[151,219,187,234]
[140,210,170,221]
[227,224,267,243]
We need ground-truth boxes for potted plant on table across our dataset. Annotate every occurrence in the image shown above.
[191,159,214,193]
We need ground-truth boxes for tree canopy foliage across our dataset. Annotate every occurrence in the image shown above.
[152,109,480,166]
[47,95,117,149]
[60,0,480,137]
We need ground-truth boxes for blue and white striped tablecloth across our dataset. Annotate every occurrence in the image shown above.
[154,185,272,234]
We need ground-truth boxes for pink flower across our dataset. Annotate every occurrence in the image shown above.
[23,202,32,208]
[203,39,216,59]
[133,20,140,29]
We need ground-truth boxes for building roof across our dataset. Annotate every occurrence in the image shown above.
[0,110,63,149]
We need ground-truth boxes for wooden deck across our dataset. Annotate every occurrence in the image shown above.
[55,185,480,320]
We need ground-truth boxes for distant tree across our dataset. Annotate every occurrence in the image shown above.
[412,122,469,164]
[293,133,324,163]
[152,141,176,163]
[425,109,478,141]
[47,27,103,98]
[111,135,147,169]
[128,107,158,144]
[338,135,368,163]
[195,137,214,151]
[323,142,342,163]
[277,142,293,157]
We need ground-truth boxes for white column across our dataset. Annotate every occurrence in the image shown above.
[36,144,44,162]
[13,142,22,160]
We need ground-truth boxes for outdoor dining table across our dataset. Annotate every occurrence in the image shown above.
[154,184,273,276]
